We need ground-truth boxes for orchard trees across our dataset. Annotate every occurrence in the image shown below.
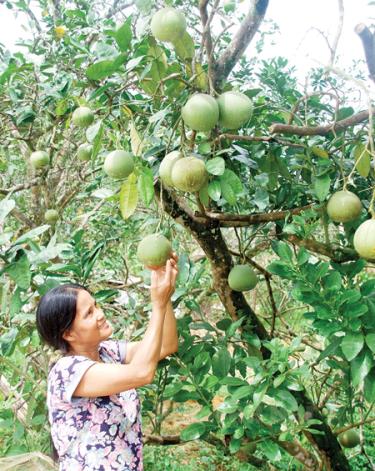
[0,0,374,469]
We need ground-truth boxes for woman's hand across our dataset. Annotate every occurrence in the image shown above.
[150,253,179,310]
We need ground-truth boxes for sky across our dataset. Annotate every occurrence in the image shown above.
[0,0,374,85]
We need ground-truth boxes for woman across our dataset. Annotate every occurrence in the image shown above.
[36,255,179,471]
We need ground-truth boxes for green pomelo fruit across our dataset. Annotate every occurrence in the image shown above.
[72,106,95,128]
[159,151,183,187]
[137,234,172,268]
[171,156,208,192]
[151,7,186,43]
[44,209,59,224]
[217,91,253,129]
[326,190,362,223]
[103,150,134,179]
[30,151,49,169]
[181,94,219,132]
[77,143,93,161]
[353,218,375,260]
[339,429,360,448]
[228,264,258,292]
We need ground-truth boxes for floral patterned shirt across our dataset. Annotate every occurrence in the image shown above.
[47,340,143,471]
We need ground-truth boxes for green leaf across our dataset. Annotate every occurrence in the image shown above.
[259,440,281,461]
[12,225,50,246]
[220,169,243,193]
[351,350,373,389]
[273,389,298,411]
[207,180,222,201]
[86,120,102,143]
[115,17,132,52]
[364,368,375,403]
[86,55,125,80]
[365,333,375,354]
[5,252,31,290]
[220,178,236,205]
[180,422,207,441]
[272,241,293,263]
[353,143,371,178]
[317,336,342,362]
[341,333,364,361]
[198,183,210,206]
[173,32,195,60]
[311,146,329,159]
[206,157,225,176]
[0,199,15,225]
[137,168,154,206]
[267,261,294,279]
[212,348,231,377]
[314,174,330,202]
[119,174,138,219]
[232,385,252,401]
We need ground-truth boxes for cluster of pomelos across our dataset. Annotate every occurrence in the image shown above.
[29,6,374,291]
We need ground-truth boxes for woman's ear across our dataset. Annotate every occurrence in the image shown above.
[62,329,74,342]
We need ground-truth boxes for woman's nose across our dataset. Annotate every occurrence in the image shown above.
[96,310,104,321]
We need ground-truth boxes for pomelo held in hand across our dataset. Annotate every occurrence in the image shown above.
[338,429,360,448]
[326,190,362,223]
[77,143,93,161]
[103,150,134,179]
[182,94,219,132]
[151,7,186,43]
[44,209,59,224]
[353,218,375,260]
[228,264,258,292]
[72,106,95,128]
[137,234,172,268]
[30,151,49,169]
[217,91,253,129]
[159,151,183,187]
[171,155,208,192]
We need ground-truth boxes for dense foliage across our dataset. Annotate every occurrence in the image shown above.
[0,0,374,469]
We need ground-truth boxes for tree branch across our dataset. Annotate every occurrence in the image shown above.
[270,109,375,136]
[214,132,306,148]
[213,0,269,87]
[355,23,375,83]
[201,204,314,226]
[0,178,40,195]
[286,235,358,263]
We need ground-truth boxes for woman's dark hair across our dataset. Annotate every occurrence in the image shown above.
[36,283,88,354]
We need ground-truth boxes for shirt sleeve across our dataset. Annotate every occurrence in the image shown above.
[99,339,127,363]
[49,356,96,403]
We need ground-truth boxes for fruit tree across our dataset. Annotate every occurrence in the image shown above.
[0,1,374,469]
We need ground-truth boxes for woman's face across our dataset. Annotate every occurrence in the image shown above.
[63,289,113,349]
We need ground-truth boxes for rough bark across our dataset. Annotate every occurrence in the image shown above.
[212,0,269,88]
